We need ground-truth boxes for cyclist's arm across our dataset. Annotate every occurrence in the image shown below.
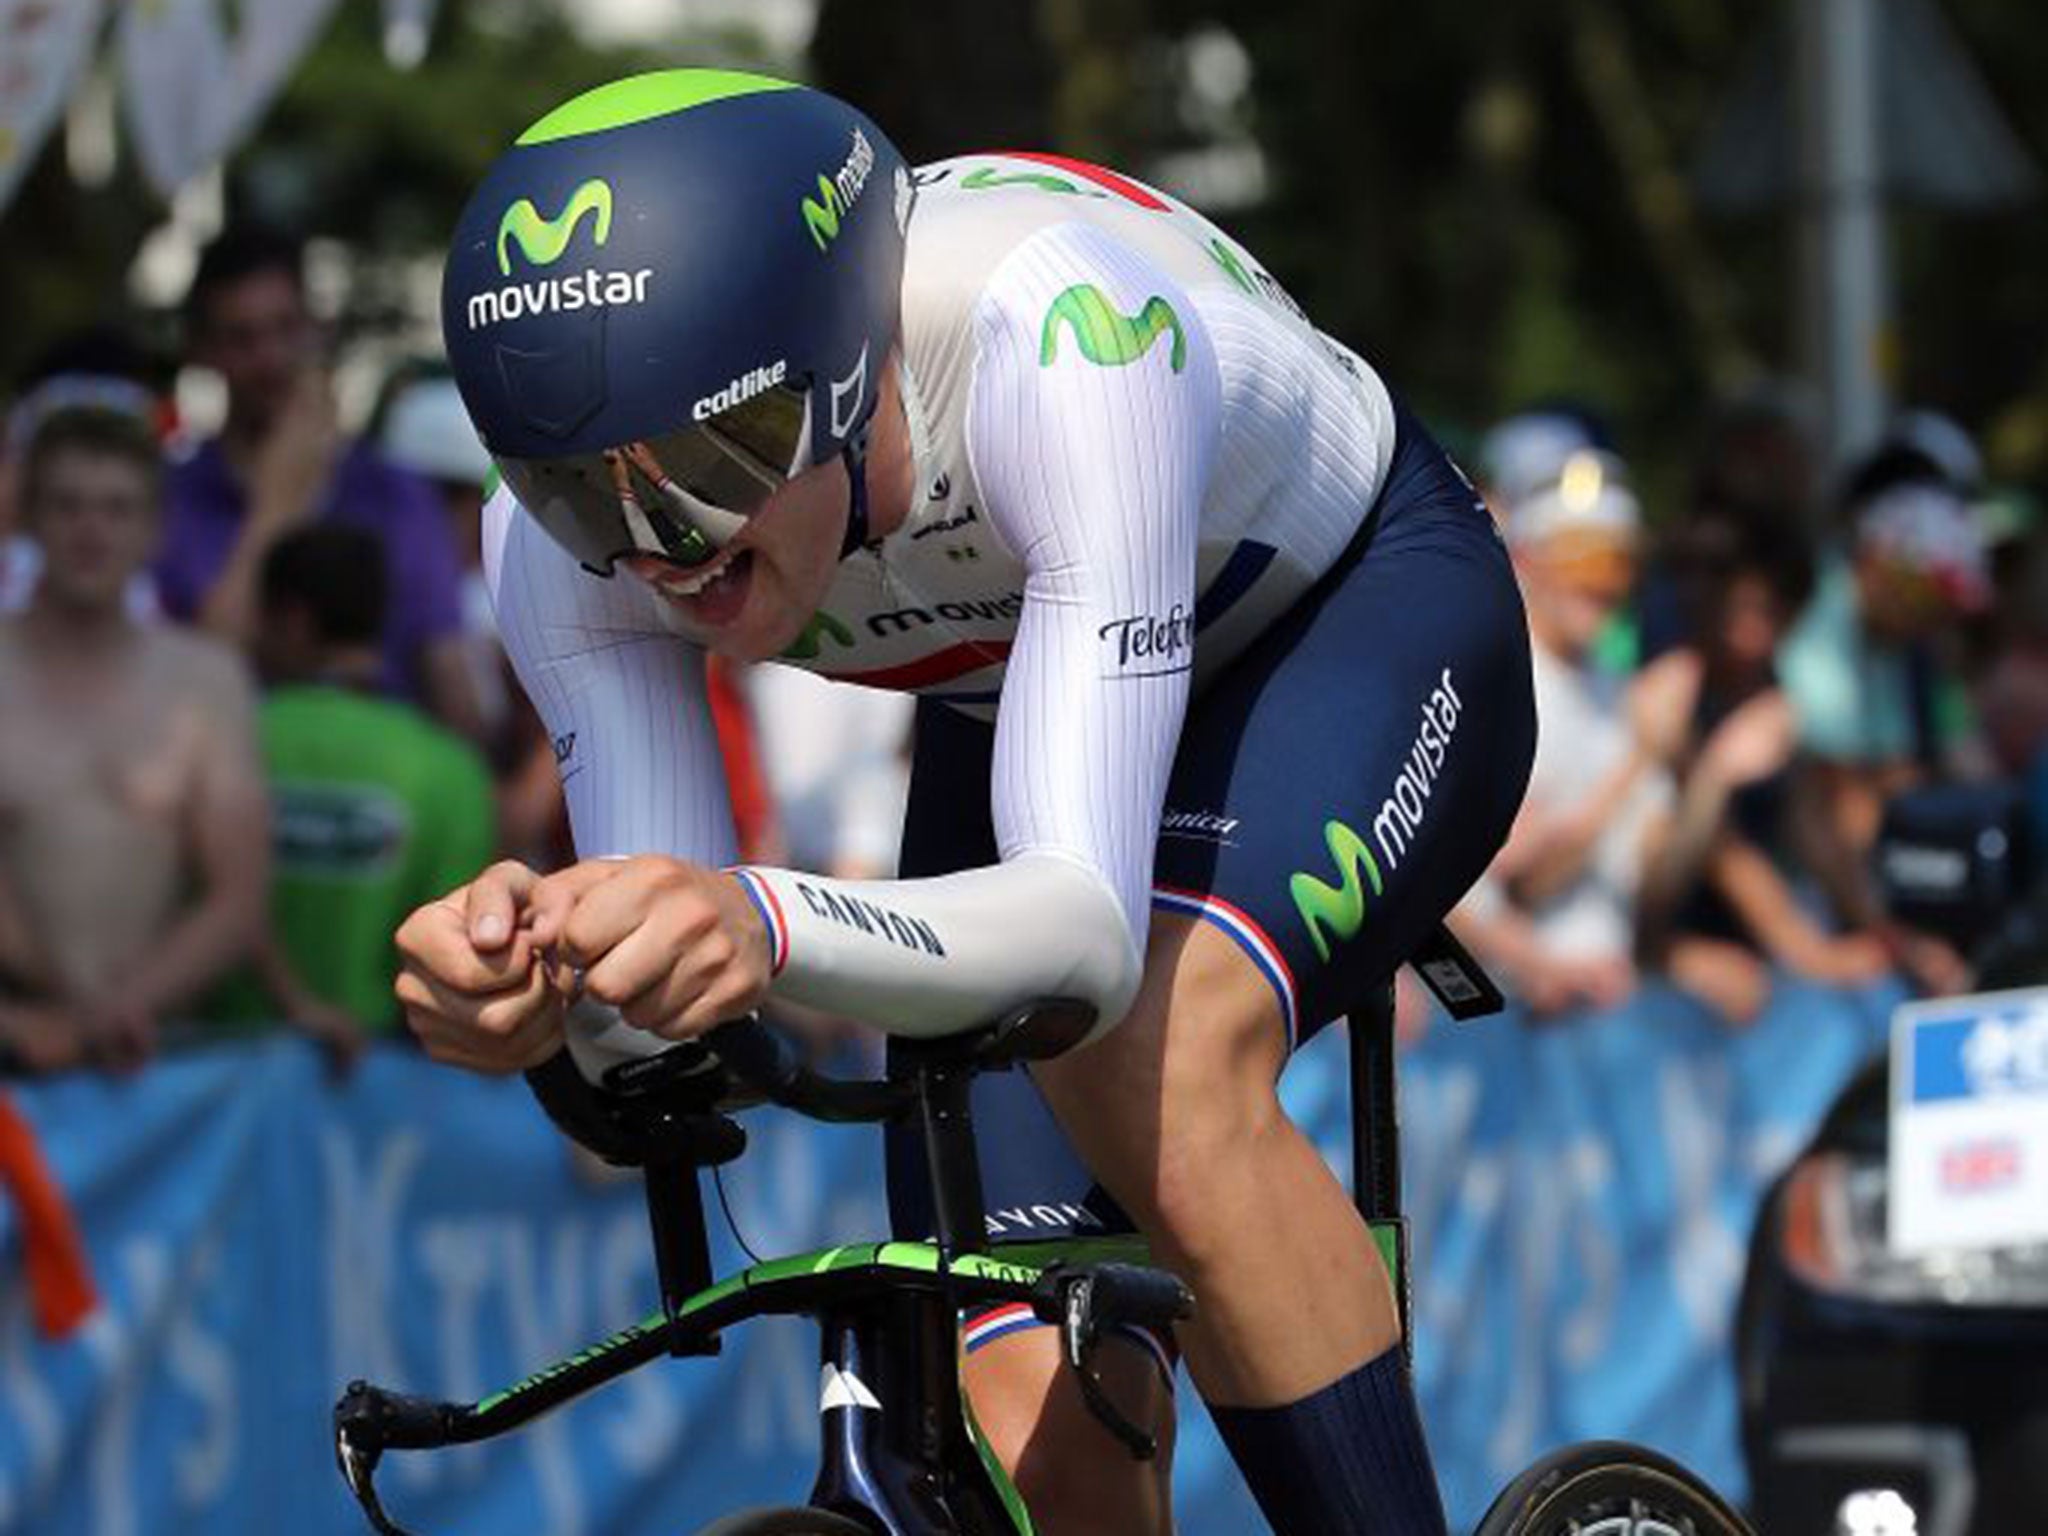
[483,485,739,868]
[738,224,1217,1039]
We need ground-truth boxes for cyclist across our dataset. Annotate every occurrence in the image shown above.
[398,70,1535,1535]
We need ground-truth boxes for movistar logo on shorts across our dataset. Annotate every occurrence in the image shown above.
[466,177,652,331]
[1289,668,1465,962]
[693,359,788,422]
[802,127,876,251]
[1039,285,1186,373]
[1291,821,1384,965]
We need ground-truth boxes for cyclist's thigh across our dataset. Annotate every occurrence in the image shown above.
[1153,411,1536,1047]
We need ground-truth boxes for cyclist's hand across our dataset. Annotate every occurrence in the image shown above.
[529,856,771,1040]
[394,861,563,1074]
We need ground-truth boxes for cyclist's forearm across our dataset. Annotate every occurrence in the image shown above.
[734,851,1142,1041]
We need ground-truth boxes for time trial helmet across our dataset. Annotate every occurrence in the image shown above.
[441,69,911,573]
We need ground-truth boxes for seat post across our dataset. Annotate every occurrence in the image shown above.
[914,1057,991,1263]
[1347,981,1402,1223]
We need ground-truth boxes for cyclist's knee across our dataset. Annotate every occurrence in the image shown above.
[963,1328,1174,1536]
[1036,914,1291,1242]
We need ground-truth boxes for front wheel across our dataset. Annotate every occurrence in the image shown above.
[693,1508,875,1535]
[1475,1441,1755,1536]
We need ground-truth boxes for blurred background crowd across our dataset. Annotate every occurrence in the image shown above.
[3,0,2048,1529]
[4,0,2045,1073]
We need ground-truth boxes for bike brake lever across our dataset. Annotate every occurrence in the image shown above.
[335,1426,418,1536]
[1056,1275,1160,1462]
[333,1381,433,1536]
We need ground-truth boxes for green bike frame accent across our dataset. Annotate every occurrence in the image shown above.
[515,70,798,146]
[1289,817,1385,963]
[1038,284,1188,374]
[496,178,613,275]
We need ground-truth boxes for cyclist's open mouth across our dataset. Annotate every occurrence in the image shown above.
[648,548,754,628]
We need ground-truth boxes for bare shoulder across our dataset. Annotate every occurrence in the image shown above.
[142,622,257,710]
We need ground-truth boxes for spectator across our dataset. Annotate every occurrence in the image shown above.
[1477,447,1672,1015]
[207,526,495,1043]
[1,329,167,620]
[0,408,267,1073]
[1634,392,1818,665]
[155,226,481,736]
[1635,530,1889,1022]
[378,369,566,860]
[1777,427,1992,989]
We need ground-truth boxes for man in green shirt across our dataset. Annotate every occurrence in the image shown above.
[218,526,496,1040]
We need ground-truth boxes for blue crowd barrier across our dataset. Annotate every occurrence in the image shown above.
[0,976,1895,1534]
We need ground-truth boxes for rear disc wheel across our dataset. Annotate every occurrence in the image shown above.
[1475,1441,1754,1536]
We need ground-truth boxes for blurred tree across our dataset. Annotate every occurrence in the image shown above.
[5,0,2042,510]
[811,0,1057,160]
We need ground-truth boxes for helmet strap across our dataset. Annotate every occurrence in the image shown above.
[837,427,872,559]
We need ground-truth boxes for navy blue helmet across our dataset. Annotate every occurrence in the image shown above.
[442,70,911,571]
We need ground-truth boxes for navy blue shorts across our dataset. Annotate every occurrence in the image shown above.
[889,403,1536,1253]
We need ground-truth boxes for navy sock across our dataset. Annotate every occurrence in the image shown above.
[1208,1346,1449,1536]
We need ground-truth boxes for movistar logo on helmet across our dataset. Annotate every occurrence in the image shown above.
[801,127,876,251]
[1038,285,1187,373]
[497,178,613,274]
[465,176,652,332]
[693,359,788,422]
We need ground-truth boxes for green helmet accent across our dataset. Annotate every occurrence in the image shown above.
[515,68,799,146]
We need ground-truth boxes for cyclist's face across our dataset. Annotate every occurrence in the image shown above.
[622,453,848,662]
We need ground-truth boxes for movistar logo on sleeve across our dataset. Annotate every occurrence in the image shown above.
[1038,284,1187,373]
[1290,820,1385,964]
[801,127,876,251]
[496,178,613,275]
[466,177,651,331]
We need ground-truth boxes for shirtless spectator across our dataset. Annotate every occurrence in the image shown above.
[155,226,480,736]
[0,409,267,1073]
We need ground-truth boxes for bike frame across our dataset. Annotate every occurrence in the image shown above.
[339,954,1495,1535]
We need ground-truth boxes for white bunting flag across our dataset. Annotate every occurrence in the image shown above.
[0,0,106,214]
[119,0,340,198]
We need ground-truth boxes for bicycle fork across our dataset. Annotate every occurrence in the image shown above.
[809,1292,1027,1535]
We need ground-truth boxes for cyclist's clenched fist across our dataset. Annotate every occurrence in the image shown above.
[394,860,565,1073]
[529,856,772,1040]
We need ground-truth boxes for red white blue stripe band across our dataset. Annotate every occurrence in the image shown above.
[962,1303,1177,1383]
[729,868,789,976]
[1151,884,1300,1053]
